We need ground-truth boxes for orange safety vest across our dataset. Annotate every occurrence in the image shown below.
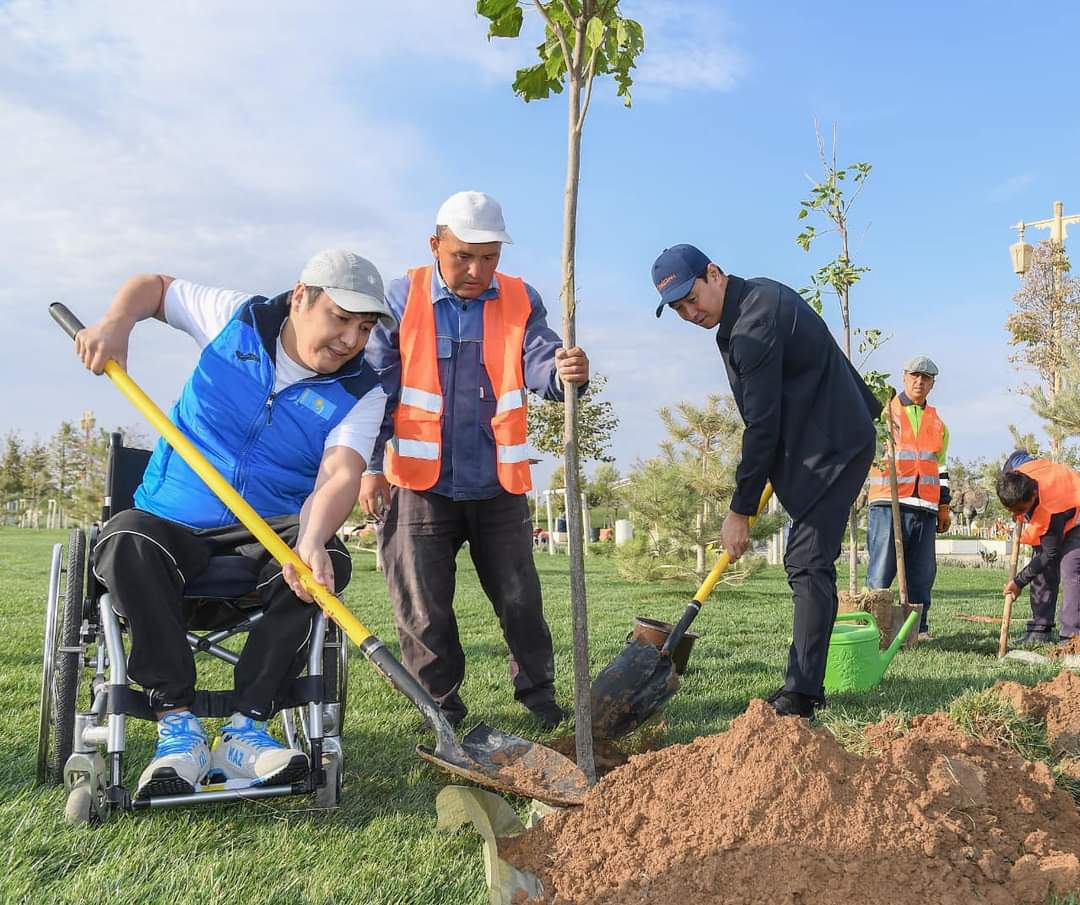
[1013,459,1080,547]
[384,265,533,494]
[867,396,945,506]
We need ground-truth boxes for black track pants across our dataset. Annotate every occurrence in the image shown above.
[93,509,351,718]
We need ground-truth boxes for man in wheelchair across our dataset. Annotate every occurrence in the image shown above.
[72,249,391,799]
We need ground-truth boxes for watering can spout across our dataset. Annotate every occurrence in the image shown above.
[879,610,920,676]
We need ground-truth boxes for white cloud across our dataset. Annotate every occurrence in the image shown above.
[626,1,746,93]
[988,172,1036,203]
[0,1,536,436]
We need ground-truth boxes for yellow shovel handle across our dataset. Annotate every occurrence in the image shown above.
[101,358,374,647]
[693,483,774,603]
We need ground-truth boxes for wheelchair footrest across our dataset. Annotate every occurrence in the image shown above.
[132,782,308,810]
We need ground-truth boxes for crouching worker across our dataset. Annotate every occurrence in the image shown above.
[73,250,392,799]
[997,451,1080,645]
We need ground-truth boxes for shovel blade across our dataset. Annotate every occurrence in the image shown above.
[590,639,681,739]
[417,722,588,807]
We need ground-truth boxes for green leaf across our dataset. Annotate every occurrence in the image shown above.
[487,5,523,38]
[544,43,565,78]
[512,62,563,101]
[585,15,605,52]
[797,208,808,220]
[476,0,517,19]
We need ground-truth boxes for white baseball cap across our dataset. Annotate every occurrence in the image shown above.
[435,191,513,244]
[299,249,396,329]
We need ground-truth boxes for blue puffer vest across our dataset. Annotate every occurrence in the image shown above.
[135,292,381,529]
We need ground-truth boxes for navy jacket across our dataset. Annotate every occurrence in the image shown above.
[136,293,381,529]
[716,276,882,520]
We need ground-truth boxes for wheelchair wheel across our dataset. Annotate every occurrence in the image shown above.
[64,778,98,827]
[36,529,87,785]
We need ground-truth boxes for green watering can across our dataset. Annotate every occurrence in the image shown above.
[823,610,919,693]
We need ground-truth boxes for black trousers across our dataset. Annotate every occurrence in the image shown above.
[93,509,352,719]
[378,488,555,719]
[782,444,876,702]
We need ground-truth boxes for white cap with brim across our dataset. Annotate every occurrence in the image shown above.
[299,249,396,329]
[436,190,513,244]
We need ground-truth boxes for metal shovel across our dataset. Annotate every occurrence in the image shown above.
[50,302,587,807]
[591,484,774,738]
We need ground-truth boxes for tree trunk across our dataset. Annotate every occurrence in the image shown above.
[560,39,595,785]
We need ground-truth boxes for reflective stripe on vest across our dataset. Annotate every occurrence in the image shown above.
[384,266,533,494]
[1014,459,1080,546]
[867,397,945,505]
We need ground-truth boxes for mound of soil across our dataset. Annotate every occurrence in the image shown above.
[994,670,1080,757]
[500,682,1080,905]
[1048,636,1080,659]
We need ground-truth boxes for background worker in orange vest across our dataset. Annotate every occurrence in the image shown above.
[359,191,589,731]
[865,356,951,641]
[998,451,1080,645]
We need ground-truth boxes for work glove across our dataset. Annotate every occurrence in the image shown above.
[936,504,951,534]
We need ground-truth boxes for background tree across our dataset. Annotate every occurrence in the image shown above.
[795,121,880,595]
[1027,347,1080,458]
[659,395,741,575]
[527,372,618,464]
[1006,240,1080,460]
[49,421,84,521]
[479,0,644,782]
[23,439,53,522]
[0,433,27,522]
[586,462,621,527]
[619,395,781,583]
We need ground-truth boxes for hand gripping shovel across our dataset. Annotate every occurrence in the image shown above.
[591,484,774,738]
[51,303,587,807]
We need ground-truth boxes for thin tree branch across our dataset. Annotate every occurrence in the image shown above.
[576,34,602,129]
[534,0,573,73]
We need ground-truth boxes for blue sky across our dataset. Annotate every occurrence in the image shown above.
[2,0,1078,488]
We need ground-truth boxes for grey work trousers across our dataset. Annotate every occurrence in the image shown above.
[1026,528,1080,639]
[378,487,556,720]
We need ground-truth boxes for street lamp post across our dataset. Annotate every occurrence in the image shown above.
[1009,200,1080,453]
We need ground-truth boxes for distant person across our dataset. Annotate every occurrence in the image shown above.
[998,451,1080,645]
[73,250,390,798]
[650,244,881,719]
[360,191,589,731]
[864,357,952,641]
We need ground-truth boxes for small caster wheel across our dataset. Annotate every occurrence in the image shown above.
[64,780,98,827]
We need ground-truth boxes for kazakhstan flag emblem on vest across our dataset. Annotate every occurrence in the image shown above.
[296,388,337,420]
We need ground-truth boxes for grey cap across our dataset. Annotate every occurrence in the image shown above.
[299,249,396,329]
[903,355,939,376]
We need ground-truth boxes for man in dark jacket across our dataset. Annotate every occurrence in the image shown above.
[651,244,882,718]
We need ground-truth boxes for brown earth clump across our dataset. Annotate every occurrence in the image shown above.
[1048,636,1080,659]
[500,693,1080,905]
[993,670,1080,757]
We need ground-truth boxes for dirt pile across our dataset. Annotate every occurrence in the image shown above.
[1048,636,1080,659]
[500,689,1080,905]
[994,670,1080,757]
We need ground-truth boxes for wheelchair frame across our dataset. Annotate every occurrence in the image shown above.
[36,433,348,824]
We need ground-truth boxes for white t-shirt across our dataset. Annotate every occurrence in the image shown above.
[164,279,386,466]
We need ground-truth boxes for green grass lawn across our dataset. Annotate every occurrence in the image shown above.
[0,527,1070,905]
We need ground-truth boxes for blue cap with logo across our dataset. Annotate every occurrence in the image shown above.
[651,244,711,317]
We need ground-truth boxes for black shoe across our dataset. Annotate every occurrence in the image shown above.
[765,688,818,719]
[526,702,566,731]
[1017,629,1053,647]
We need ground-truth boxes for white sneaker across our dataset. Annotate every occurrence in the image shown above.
[211,714,308,785]
[136,711,211,799]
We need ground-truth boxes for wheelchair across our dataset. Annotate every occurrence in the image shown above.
[36,432,348,824]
